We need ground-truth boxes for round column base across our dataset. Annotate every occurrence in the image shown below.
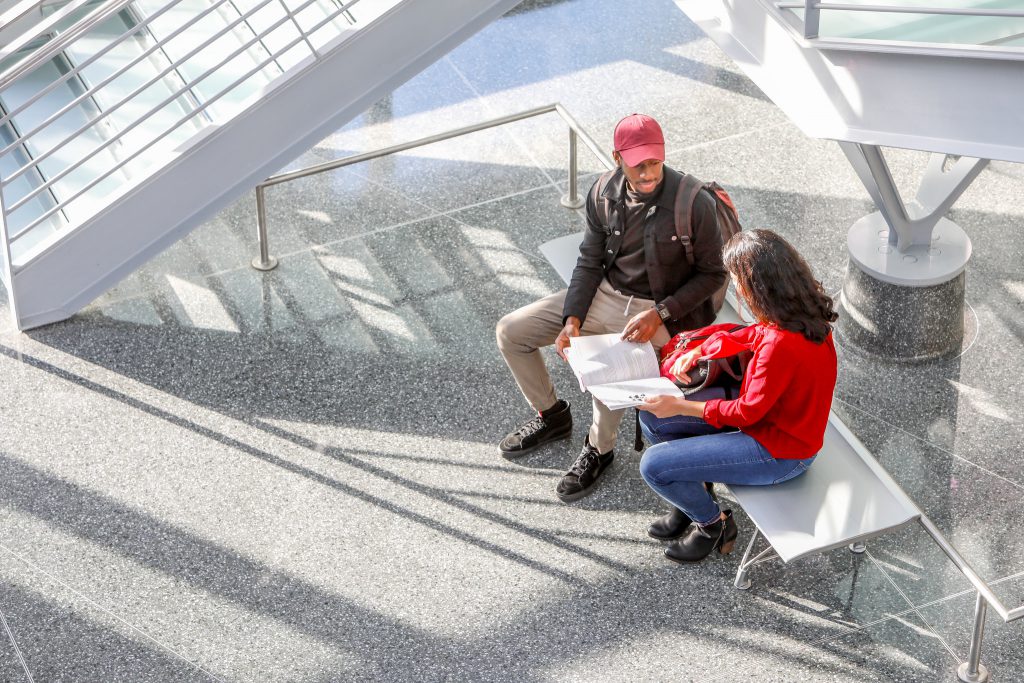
[957,661,989,683]
[560,194,585,209]
[836,216,968,362]
[251,255,279,271]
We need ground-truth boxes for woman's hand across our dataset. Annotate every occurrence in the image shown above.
[669,348,702,381]
[640,395,707,418]
[639,394,685,418]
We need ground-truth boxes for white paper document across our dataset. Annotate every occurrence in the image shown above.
[564,333,683,409]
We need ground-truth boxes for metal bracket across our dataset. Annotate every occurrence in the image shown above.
[839,142,988,252]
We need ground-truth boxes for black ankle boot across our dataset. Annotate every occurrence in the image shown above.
[648,507,692,540]
[664,509,737,564]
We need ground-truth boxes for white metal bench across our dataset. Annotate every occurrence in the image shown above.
[539,231,1022,682]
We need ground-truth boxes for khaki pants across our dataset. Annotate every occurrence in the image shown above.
[495,279,671,454]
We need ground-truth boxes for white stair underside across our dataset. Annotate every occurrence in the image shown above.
[6,0,520,330]
[674,0,1024,164]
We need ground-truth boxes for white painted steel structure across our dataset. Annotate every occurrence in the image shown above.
[0,0,522,330]
[674,0,1024,289]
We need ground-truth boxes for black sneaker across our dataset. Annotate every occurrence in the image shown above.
[555,438,614,502]
[499,401,572,456]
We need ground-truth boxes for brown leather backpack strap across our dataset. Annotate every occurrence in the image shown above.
[674,173,706,266]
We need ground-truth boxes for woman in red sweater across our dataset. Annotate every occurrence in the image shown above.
[638,229,837,564]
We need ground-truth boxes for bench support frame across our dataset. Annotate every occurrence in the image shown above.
[734,528,778,590]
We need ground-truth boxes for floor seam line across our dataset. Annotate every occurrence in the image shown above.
[0,600,34,683]
[865,549,964,662]
[833,397,1024,492]
[0,543,225,682]
[444,55,565,193]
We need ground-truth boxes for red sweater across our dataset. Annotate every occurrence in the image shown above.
[700,324,837,459]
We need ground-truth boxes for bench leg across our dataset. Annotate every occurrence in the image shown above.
[956,592,990,683]
[734,528,761,590]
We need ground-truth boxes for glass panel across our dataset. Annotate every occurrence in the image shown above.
[61,10,206,181]
[133,0,283,120]
[0,56,124,230]
[800,1,1024,46]
[0,111,68,253]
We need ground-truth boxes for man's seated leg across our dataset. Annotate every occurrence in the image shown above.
[496,290,573,455]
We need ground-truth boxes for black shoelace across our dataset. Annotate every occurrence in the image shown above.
[569,449,599,477]
[515,415,546,438]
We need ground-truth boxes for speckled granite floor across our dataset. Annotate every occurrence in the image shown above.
[1,0,1023,681]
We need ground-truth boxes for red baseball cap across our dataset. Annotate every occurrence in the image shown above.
[613,114,665,167]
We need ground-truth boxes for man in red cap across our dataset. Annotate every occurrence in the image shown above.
[496,113,726,501]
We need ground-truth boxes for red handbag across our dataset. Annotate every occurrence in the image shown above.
[660,323,751,397]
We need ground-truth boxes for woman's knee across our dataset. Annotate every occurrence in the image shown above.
[638,412,662,444]
[639,445,676,486]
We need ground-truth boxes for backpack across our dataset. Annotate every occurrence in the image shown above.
[673,175,742,313]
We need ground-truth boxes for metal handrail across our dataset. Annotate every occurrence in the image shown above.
[780,2,1024,16]
[918,514,1024,624]
[0,0,375,250]
[250,103,616,270]
[0,0,138,88]
[0,0,46,36]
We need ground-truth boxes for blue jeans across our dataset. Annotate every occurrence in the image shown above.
[639,409,815,527]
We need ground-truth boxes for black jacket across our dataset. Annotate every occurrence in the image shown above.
[562,166,727,336]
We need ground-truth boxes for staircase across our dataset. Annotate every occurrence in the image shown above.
[0,0,522,330]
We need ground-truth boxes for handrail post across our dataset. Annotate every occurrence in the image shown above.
[560,128,585,209]
[957,592,990,683]
[251,184,278,271]
[803,0,820,38]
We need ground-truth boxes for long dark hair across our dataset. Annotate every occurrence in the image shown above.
[723,229,837,343]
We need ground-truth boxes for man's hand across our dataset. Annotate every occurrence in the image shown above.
[669,348,703,382]
[621,308,663,344]
[555,316,582,360]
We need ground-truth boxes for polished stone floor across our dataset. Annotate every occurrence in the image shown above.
[1,0,1023,680]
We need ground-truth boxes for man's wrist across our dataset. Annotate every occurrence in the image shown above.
[655,303,671,322]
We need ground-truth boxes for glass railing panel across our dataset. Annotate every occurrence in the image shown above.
[0,57,126,229]
[0,0,401,264]
[795,1,1024,46]
[59,10,207,181]
[225,0,313,72]
[132,0,283,120]
[0,115,68,251]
